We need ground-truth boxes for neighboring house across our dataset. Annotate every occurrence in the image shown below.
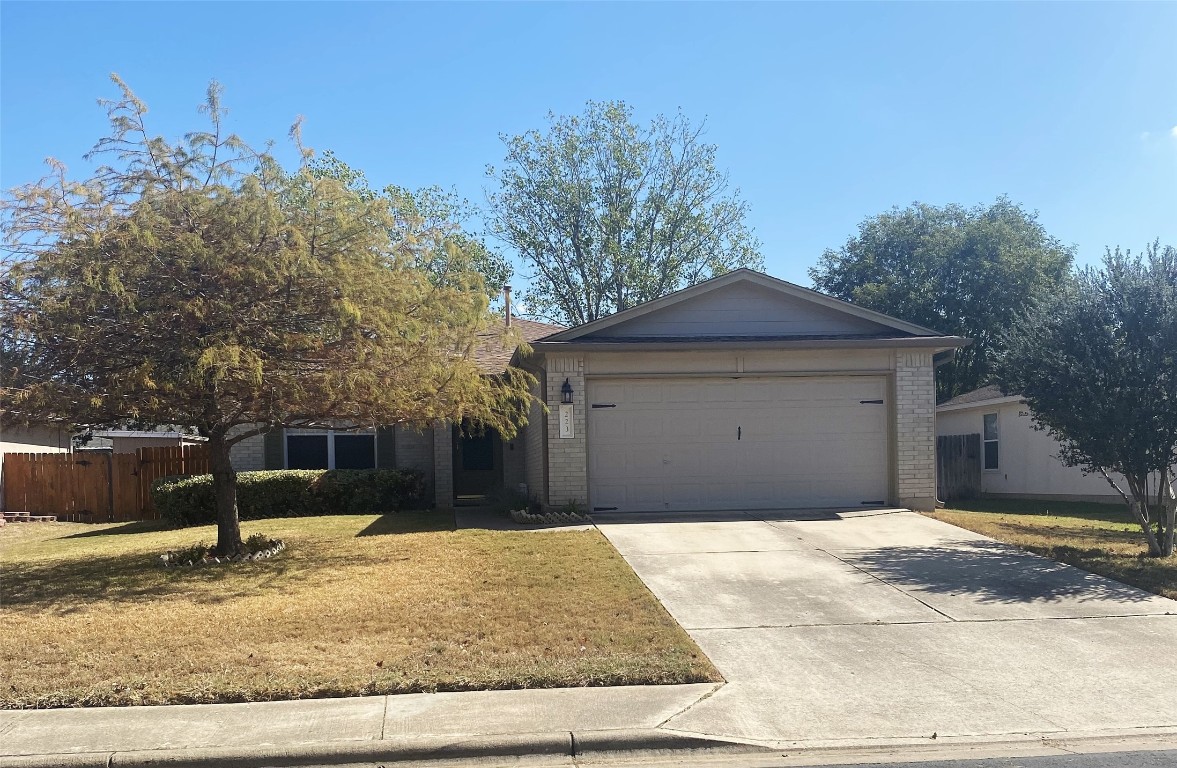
[234,269,966,513]
[89,430,207,454]
[936,385,1151,503]
[1,421,71,468]
[0,420,72,511]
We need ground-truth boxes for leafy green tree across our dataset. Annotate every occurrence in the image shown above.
[1,77,532,556]
[486,100,763,325]
[998,243,1177,557]
[810,198,1074,400]
[306,151,512,298]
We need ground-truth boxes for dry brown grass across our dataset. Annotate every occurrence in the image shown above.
[927,499,1177,600]
[0,514,719,708]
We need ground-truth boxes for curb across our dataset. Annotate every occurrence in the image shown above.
[1,728,766,768]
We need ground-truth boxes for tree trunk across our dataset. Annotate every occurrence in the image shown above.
[1103,469,1168,557]
[209,434,243,557]
[1162,473,1176,558]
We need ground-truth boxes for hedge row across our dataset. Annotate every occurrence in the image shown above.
[152,469,427,527]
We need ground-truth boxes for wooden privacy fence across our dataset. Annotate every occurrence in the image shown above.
[1,445,210,522]
[937,433,981,501]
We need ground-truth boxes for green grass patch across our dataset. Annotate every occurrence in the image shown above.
[0,514,719,708]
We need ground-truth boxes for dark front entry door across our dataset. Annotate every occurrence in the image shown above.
[452,424,503,500]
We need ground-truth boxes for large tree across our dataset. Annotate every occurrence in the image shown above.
[999,243,1177,557]
[0,77,532,556]
[486,100,763,326]
[810,198,1074,400]
[306,151,512,299]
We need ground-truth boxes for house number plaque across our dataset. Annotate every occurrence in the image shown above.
[558,404,575,438]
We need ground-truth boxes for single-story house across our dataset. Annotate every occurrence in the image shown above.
[88,429,207,454]
[0,421,71,468]
[233,269,967,513]
[936,385,1166,503]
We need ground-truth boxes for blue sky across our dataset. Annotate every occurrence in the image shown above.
[2,2,1174,288]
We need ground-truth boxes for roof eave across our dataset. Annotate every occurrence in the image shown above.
[532,336,970,353]
[937,394,1025,412]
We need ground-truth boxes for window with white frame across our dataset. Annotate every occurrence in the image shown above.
[285,430,376,470]
[982,413,999,470]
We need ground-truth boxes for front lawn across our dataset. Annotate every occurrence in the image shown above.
[0,514,718,708]
[926,499,1177,600]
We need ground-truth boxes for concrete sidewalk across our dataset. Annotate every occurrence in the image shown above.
[0,684,730,761]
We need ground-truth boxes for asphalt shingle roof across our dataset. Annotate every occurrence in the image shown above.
[473,317,563,373]
[938,384,1016,408]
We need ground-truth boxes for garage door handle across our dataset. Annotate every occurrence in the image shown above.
[737,426,741,440]
[860,399,884,405]
[591,403,616,409]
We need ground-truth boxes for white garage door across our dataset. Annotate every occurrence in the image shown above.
[587,376,889,512]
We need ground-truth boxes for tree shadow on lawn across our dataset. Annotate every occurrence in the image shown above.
[355,511,454,537]
[1,545,389,612]
[62,521,173,538]
[842,539,1162,605]
[948,498,1127,522]
[983,520,1145,548]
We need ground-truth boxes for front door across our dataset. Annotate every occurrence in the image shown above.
[452,423,503,501]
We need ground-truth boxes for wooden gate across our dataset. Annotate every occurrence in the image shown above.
[936,433,981,501]
[1,445,209,521]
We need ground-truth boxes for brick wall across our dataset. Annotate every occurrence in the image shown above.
[544,355,587,510]
[432,422,453,509]
[394,426,434,499]
[895,350,937,510]
[229,425,265,471]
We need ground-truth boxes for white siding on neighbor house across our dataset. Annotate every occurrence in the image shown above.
[107,435,197,454]
[589,281,895,338]
[937,402,1140,502]
[1,423,71,470]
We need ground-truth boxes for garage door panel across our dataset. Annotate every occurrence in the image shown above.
[701,382,737,401]
[587,376,889,512]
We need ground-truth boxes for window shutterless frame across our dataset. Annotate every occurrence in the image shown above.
[982,412,999,471]
[285,429,376,470]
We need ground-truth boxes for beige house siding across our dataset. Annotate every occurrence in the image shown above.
[533,345,940,512]
[590,281,894,338]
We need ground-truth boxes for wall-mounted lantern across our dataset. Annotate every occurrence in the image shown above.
[561,378,574,404]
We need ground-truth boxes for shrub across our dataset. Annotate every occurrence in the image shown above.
[153,469,427,527]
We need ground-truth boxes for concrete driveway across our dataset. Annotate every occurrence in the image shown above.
[595,509,1177,747]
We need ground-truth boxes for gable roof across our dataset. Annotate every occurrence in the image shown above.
[474,317,564,373]
[541,268,948,341]
[534,268,966,350]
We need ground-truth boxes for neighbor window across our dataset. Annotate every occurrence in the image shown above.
[286,431,375,470]
[982,413,999,470]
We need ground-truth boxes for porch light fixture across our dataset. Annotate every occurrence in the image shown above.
[561,378,574,404]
